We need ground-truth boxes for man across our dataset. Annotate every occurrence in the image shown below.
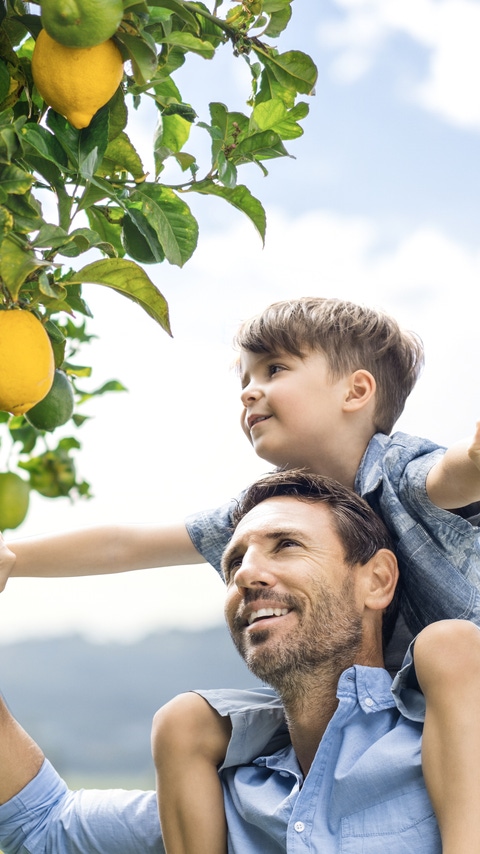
[0,470,440,853]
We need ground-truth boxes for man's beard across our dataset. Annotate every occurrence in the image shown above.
[228,576,363,699]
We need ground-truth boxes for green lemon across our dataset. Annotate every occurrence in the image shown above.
[0,472,30,530]
[25,370,74,432]
[40,0,123,48]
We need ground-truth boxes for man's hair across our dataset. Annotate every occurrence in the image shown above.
[234,297,424,434]
[231,469,400,645]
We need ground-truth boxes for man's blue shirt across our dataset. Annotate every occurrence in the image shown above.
[0,664,441,854]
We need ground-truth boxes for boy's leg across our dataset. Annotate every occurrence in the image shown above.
[414,619,480,854]
[152,692,232,854]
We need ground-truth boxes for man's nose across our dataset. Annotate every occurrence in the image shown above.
[234,547,275,590]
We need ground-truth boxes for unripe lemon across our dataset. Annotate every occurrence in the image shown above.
[41,0,123,48]
[26,369,75,432]
[31,29,124,129]
[0,472,30,530]
[0,309,55,416]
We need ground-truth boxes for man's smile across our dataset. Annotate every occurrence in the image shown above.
[246,606,290,626]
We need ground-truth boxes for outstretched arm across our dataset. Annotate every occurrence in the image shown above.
[426,421,480,510]
[0,523,204,592]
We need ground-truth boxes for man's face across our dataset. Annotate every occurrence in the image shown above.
[238,349,351,472]
[223,497,364,690]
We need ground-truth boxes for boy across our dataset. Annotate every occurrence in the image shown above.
[3,297,480,853]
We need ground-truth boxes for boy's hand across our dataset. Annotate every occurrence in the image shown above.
[467,422,480,473]
[0,533,16,592]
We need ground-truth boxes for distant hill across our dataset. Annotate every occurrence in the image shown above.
[0,626,262,787]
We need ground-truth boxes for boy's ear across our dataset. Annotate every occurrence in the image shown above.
[343,370,376,412]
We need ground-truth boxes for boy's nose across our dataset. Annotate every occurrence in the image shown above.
[240,381,262,406]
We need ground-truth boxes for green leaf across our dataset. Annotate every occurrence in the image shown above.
[154,111,191,155]
[0,59,10,103]
[4,191,43,233]
[251,97,308,140]
[116,32,158,84]
[0,163,33,194]
[149,0,200,29]
[0,235,49,300]
[263,0,292,37]
[86,207,125,258]
[69,258,172,333]
[191,181,266,244]
[232,129,290,161]
[21,123,69,169]
[255,49,318,95]
[78,106,110,180]
[46,111,81,166]
[159,31,215,59]
[122,211,165,264]
[128,184,198,266]
[101,132,146,180]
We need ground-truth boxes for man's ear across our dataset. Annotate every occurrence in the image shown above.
[362,549,399,612]
[343,370,376,413]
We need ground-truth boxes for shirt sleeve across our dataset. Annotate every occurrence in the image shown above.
[185,498,238,577]
[192,686,288,768]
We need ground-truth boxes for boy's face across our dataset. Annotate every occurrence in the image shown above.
[239,349,351,472]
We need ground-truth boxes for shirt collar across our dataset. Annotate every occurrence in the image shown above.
[338,665,397,713]
[354,432,390,496]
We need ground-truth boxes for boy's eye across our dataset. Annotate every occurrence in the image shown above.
[268,364,285,376]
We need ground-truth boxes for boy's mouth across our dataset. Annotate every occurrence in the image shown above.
[247,414,271,430]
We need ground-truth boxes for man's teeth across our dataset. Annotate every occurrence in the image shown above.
[247,607,289,625]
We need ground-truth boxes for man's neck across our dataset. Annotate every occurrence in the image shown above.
[281,644,385,776]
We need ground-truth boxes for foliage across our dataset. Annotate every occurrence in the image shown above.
[0,0,317,522]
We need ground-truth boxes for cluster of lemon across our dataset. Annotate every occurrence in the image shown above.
[32,0,125,129]
[0,311,75,529]
[0,3,126,528]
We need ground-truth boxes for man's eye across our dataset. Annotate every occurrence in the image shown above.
[224,557,242,580]
[279,539,299,549]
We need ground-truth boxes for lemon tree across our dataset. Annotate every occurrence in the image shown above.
[0,0,317,527]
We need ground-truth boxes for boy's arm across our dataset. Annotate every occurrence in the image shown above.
[426,422,480,510]
[0,523,203,592]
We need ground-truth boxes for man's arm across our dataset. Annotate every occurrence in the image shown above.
[426,421,480,510]
[0,523,204,592]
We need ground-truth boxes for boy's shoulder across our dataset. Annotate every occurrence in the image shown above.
[356,431,446,496]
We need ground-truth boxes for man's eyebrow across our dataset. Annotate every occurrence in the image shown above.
[222,527,308,572]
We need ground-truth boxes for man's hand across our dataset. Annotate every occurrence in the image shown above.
[467,422,480,473]
[0,533,16,592]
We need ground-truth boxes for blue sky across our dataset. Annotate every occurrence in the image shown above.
[2,0,480,642]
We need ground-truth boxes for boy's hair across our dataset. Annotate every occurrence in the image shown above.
[229,468,399,647]
[234,297,424,434]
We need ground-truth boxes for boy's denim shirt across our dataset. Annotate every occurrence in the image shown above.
[186,431,480,636]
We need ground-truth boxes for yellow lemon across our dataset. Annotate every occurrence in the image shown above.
[31,29,124,129]
[0,472,30,530]
[41,0,123,48]
[0,309,55,416]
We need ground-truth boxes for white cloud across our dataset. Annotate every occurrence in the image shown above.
[319,0,480,128]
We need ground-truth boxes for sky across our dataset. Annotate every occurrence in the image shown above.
[1,0,480,643]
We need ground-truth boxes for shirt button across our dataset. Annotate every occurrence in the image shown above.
[294,821,305,833]
[279,770,290,777]
[365,698,374,707]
